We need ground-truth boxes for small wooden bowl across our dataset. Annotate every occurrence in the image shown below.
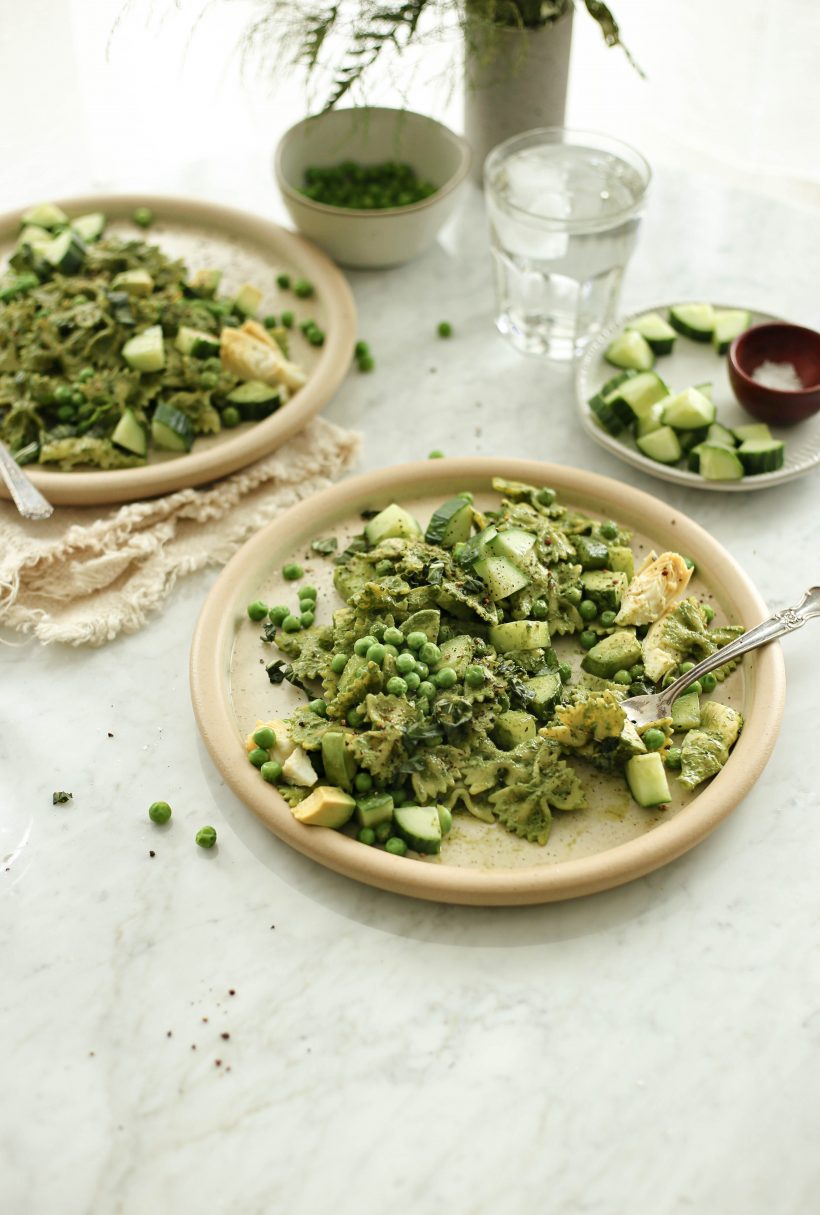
[728,322,820,426]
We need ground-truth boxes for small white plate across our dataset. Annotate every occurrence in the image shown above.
[576,302,820,491]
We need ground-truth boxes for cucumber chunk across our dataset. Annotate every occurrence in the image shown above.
[473,554,530,601]
[122,325,166,373]
[731,422,772,444]
[71,212,106,243]
[151,401,194,452]
[234,282,263,317]
[111,408,147,457]
[493,709,537,749]
[706,422,737,448]
[355,793,394,829]
[660,386,716,430]
[604,330,655,371]
[635,402,665,437]
[671,691,701,731]
[364,503,422,545]
[111,269,154,296]
[393,805,442,855]
[175,326,221,358]
[697,443,745,481]
[589,392,628,435]
[626,311,678,355]
[489,620,552,653]
[581,631,643,679]
[225,380,282,420]
[525,672,563,719]
[608,371,670,422]
[425,495,474,547]
[21,201,69,230]
[579,569,628,611]
[712,308,752,354]
[607,545,634,580]
[574,535,609,570]
[488,527,537,565]
[626,753,671,807]
[737,438,785,474]
[43,229,86,275]
[636,425,682,465]
[186,268,222,298]
[668,303,715,342]
[321,731,357,791]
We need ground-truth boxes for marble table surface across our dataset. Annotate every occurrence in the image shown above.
[3,168,820,1215]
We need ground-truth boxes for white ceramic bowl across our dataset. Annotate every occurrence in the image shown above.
[275,107,471,269]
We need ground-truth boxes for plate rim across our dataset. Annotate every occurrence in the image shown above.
[575,300,820,491]
[0,193,358,506]
[189,456,786,905]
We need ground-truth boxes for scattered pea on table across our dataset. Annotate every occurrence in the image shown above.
[195,826,217,849]
[437,321,453,338]
[132,206,153,228]
[282,562,304,581]
[148,800,172,824]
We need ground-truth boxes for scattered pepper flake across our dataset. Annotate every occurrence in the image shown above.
[221,1032,230,1040]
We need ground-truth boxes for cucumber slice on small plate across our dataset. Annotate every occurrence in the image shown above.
[576,300,820,491]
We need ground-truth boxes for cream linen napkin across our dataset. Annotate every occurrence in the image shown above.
[0,417,360,646]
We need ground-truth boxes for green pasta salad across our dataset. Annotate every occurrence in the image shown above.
[0,202,307,470]
[242,478,745,859]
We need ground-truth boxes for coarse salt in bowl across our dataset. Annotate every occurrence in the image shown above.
[728,322,820,426]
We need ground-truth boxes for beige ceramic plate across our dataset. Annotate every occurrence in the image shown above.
[0,194,357,505]
[190,458,785,905]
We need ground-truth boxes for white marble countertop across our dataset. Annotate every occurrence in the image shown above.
[3,165,820,1215]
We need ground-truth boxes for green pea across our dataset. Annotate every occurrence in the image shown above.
[299,585,318,600]
[406,631,427,651]
[579,599,598,621]
[195,825,217,849]
[579,630,597,650]
[433,666,457,689]
[418,681,436,700]
[415,662,429,679]
[384,644,399,658]
[133,206,154,228]
[57,404,75,422]
[264,314,277,328]
[261,760,282,783]
[283,562,303,580]
[535,487,556,507]
[249,748,269,768]
[268,605,289,625]
[565,587,582,606]
[70,390,85,408]
[531,599,548,621]
[386,676,408,696]
[679,661,695,674]
[643,728,666,751]
[683,680,703,696]
[354,772,373,793]
[200,371,219,389]
[77,367,95,382]
[253,727,276,749]
[347,707,365,727]
[383,626,404,646]
[419,642,441,666]
[293,278,314,298]
[464,665,485,688]
[395,652,416,675]
[309,699,327,716]
[300,610,315,628]
[55,384,73,405]
[558,662,572,684]
[282,614,302,632]
[354,340,369,358]
[276,273,291,289]
[221,406,241,428]
[247,600,269,621]
[629,663,645,680]
[404,671,421,691]
[358,354,375,373]
[662,672,677,689]
[357,827,376,845]
[599,610,617,627]
[599,520,619,539]
[331,653,349,674]
[702,604,716,623]
[374,559,392,575]
[280,309,294,328]
[437,321,453,338]
[354,635,377,656]
[148,800,172,824]
[684,557,696,571]
[375,820,393,843]
[385,836,407,857]
[700,673,717,693]
[612,669,632,685]
[427,449,444,459]
[666,747,682,770]
[366,643,386,665]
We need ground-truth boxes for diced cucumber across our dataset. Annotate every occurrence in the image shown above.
[574,535,609,570]
[687,445,705,472]
[473,554,530,601]
[697,443,745,481]
[436,636,475,677]
[737,438,785,474]
[457,524,498,569]
[580,569,628,612]
[355,793,394,829]
[42,229,86,275]
[151,401,195,452]
[607,371,670,423]
[71,212,106,243]
[111,408,147,457]
[488,527,536,565]
[668,303,715,342]
[525,671,562,719]
[175,326,221,358]
[489,620,552,653]
[706,422,737,447]
[604,330,655,371]
[364,503,422,545]
[695,382,713,401]
[186,268,222,298]
[660,386,716,430]
[636,425,683,465]
[732,422,772,444]
[671,691,701,731]
[589,391,628,435]
[111,269,154,296]
[712,308,752,354]
[16,224,51,248]
[678,426,709,455]
[21,201,68,230]
[424,495,474,547]
[635,401,665,438]
[493,709,537,749]
[626,752,671,807]
[437,805,453,836]
[234,282,262,317]
[225,379,282,421]
[607,545,634,580]
[581,631,643,679]
[626,311,677,355]
[122,325,165,373]
[321,732,357,791]
[393,805,442,855]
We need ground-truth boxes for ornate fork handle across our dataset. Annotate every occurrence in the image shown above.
[657,585,819,710]
[0,442,54,520]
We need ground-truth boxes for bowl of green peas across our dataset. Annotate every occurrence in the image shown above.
[275,107,471,269]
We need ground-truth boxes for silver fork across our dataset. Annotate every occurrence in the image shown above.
[621,585,820,727]
[0,441,53,519]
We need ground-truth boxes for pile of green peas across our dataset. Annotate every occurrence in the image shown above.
[247,564,318,635]
[51,366,96,422]
[300,161,437,210]
[247,724,284,785]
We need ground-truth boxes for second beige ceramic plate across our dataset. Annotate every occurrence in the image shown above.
[0,194,357,506]
[190,458,785,905]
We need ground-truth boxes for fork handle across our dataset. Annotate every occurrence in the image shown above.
[660,585,820,705]
[0,443,54,519]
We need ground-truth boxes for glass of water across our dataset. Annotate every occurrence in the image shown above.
[484,129,651,360]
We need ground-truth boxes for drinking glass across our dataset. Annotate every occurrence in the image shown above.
[484,129,651,360]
